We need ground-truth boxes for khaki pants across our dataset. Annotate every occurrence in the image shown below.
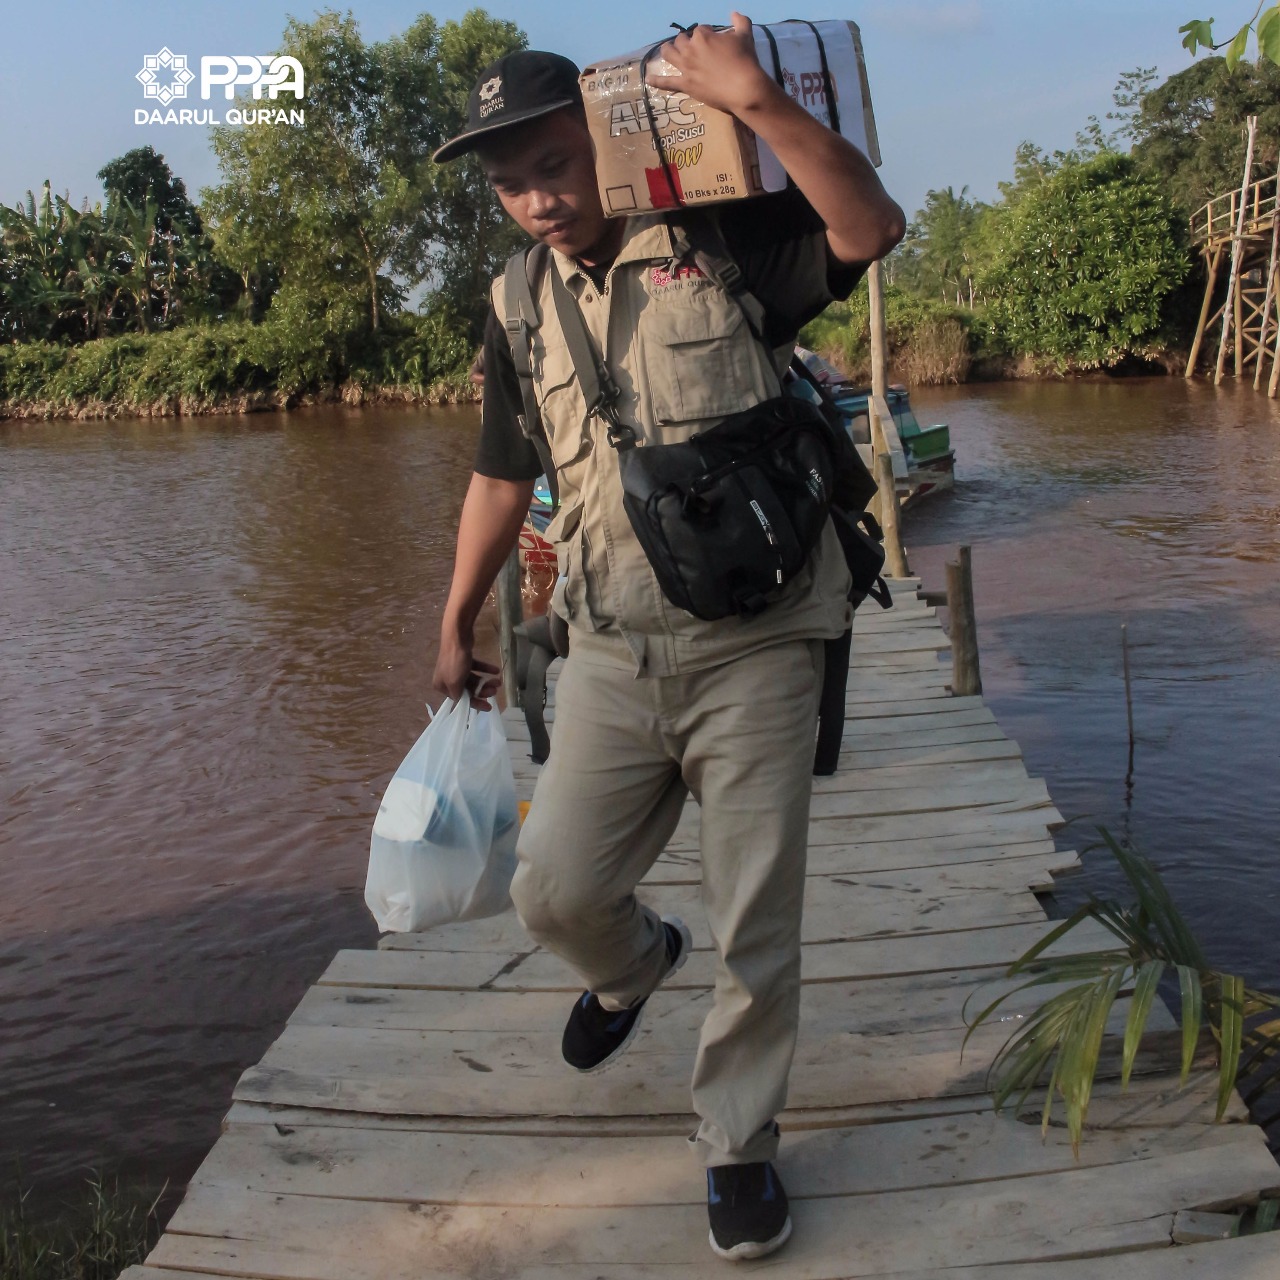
[512,639,822,1167]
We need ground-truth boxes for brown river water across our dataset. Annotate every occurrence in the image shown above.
[1,379,1278,1205]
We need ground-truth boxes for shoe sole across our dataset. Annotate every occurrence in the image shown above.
[708,1215,792,1262]
[573,914,693,1075]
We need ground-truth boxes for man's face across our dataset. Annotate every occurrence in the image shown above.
[479,108,614,261]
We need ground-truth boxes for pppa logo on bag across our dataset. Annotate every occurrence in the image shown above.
[133,47,306,127]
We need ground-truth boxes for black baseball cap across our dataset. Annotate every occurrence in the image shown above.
[433,50,582,163]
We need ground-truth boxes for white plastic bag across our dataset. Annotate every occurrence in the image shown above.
[365,698,519,933]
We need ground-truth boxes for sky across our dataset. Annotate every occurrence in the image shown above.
[0,1,1200,226]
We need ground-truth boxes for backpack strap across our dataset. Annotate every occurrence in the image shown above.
[500,242,559,507]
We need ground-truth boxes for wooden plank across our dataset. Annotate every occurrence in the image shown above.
[734,804,1063,852]
[290,960,1107,1039]
[324,917,1121,993]
[513,746,1031,789]
[361,874,1050,959]
[221,1068,1252,1138]
[371,854,1074,954]
[505,693,989,742]
[647,836,1070,882]
[842,701,995,726]
[667,780,1057,835]
[232,999,1179,1123]
[835,738,1023,767]
[220,1067,1247,1142]
[188,1110,1263,1209]
[366,836,1068,904]
[373,849,1076,933]
[148,1142,1280,1279]
[812,758,1038,795]
[1173,1210,1242,1243]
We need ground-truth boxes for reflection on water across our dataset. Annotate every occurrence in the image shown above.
[1,378,1279,1198]
[0,405,487,1198]
[907,379,1280,997]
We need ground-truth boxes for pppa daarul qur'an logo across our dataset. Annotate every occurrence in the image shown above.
[477,75,503,119]
[134,48,306,126]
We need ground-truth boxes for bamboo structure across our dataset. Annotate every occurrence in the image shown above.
[1213,117,1256,386]
[1187,117,1280,394]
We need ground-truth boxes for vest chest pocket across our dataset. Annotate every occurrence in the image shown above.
[639,301,757,425]
[532,332,590,474]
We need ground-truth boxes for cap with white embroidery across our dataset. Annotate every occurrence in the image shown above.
[433,50,582,163]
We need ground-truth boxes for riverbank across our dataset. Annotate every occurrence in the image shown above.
[800,288,1188,387]
[0,318,480,423]
[1,280,1195,424]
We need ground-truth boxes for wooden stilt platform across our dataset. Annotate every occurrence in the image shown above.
[122,581,1280,1279]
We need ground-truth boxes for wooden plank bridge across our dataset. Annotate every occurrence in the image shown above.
[121,579,1280,1279]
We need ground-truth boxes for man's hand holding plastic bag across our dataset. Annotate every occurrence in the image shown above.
[365,697,519,933]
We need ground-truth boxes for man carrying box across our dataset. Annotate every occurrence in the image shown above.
[432,13,903,1262]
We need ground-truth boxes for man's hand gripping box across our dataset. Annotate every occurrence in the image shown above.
[580,20,881,217]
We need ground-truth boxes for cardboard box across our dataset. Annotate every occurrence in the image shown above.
[580,20,880,218]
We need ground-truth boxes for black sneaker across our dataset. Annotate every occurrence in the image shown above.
[561,915,692,1072]
[707,1161,792,1261]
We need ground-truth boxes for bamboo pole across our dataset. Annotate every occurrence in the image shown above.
[1186,244,1224,377]
[946,545,981,697]
[495,546,523,708]
[1235,267,1246,378]
[1269,296,1280,396]
[1216,115,1258,385]
[1256,167,1280,388]
[868,258,888,403]
[874,451,909,579]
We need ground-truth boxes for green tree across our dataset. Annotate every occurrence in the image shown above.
[98,146,204,240]
[201,8,524,344]
[1129,56,1280,219]
[980,152,1188,370]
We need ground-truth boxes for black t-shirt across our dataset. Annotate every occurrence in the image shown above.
[474,189,865,480]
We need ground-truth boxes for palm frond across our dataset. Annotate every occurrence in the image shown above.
[964,828,1280,1151]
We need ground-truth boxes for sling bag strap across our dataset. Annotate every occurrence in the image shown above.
[502,241,560,507]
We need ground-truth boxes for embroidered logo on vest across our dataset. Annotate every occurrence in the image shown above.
[649,263,706,289]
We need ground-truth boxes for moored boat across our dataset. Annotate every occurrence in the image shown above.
[797,348,956,506]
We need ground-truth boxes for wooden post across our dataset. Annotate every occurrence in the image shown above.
[946,545,981,697]
[874,451,909,579]
[495,547,523,708]
[1186,245,1224,377]
[1216,115,1258,385]
[868,258,888,402]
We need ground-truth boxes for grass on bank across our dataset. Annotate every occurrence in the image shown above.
[1,1172,168,1280]
[800,282,980,387]
[0,307,478,422]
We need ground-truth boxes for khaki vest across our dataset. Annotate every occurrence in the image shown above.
[494,214,852,677]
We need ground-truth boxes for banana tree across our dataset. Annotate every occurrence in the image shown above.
[965,830,1280,1154]
[110,196,160,335]
[0,184,80,340]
